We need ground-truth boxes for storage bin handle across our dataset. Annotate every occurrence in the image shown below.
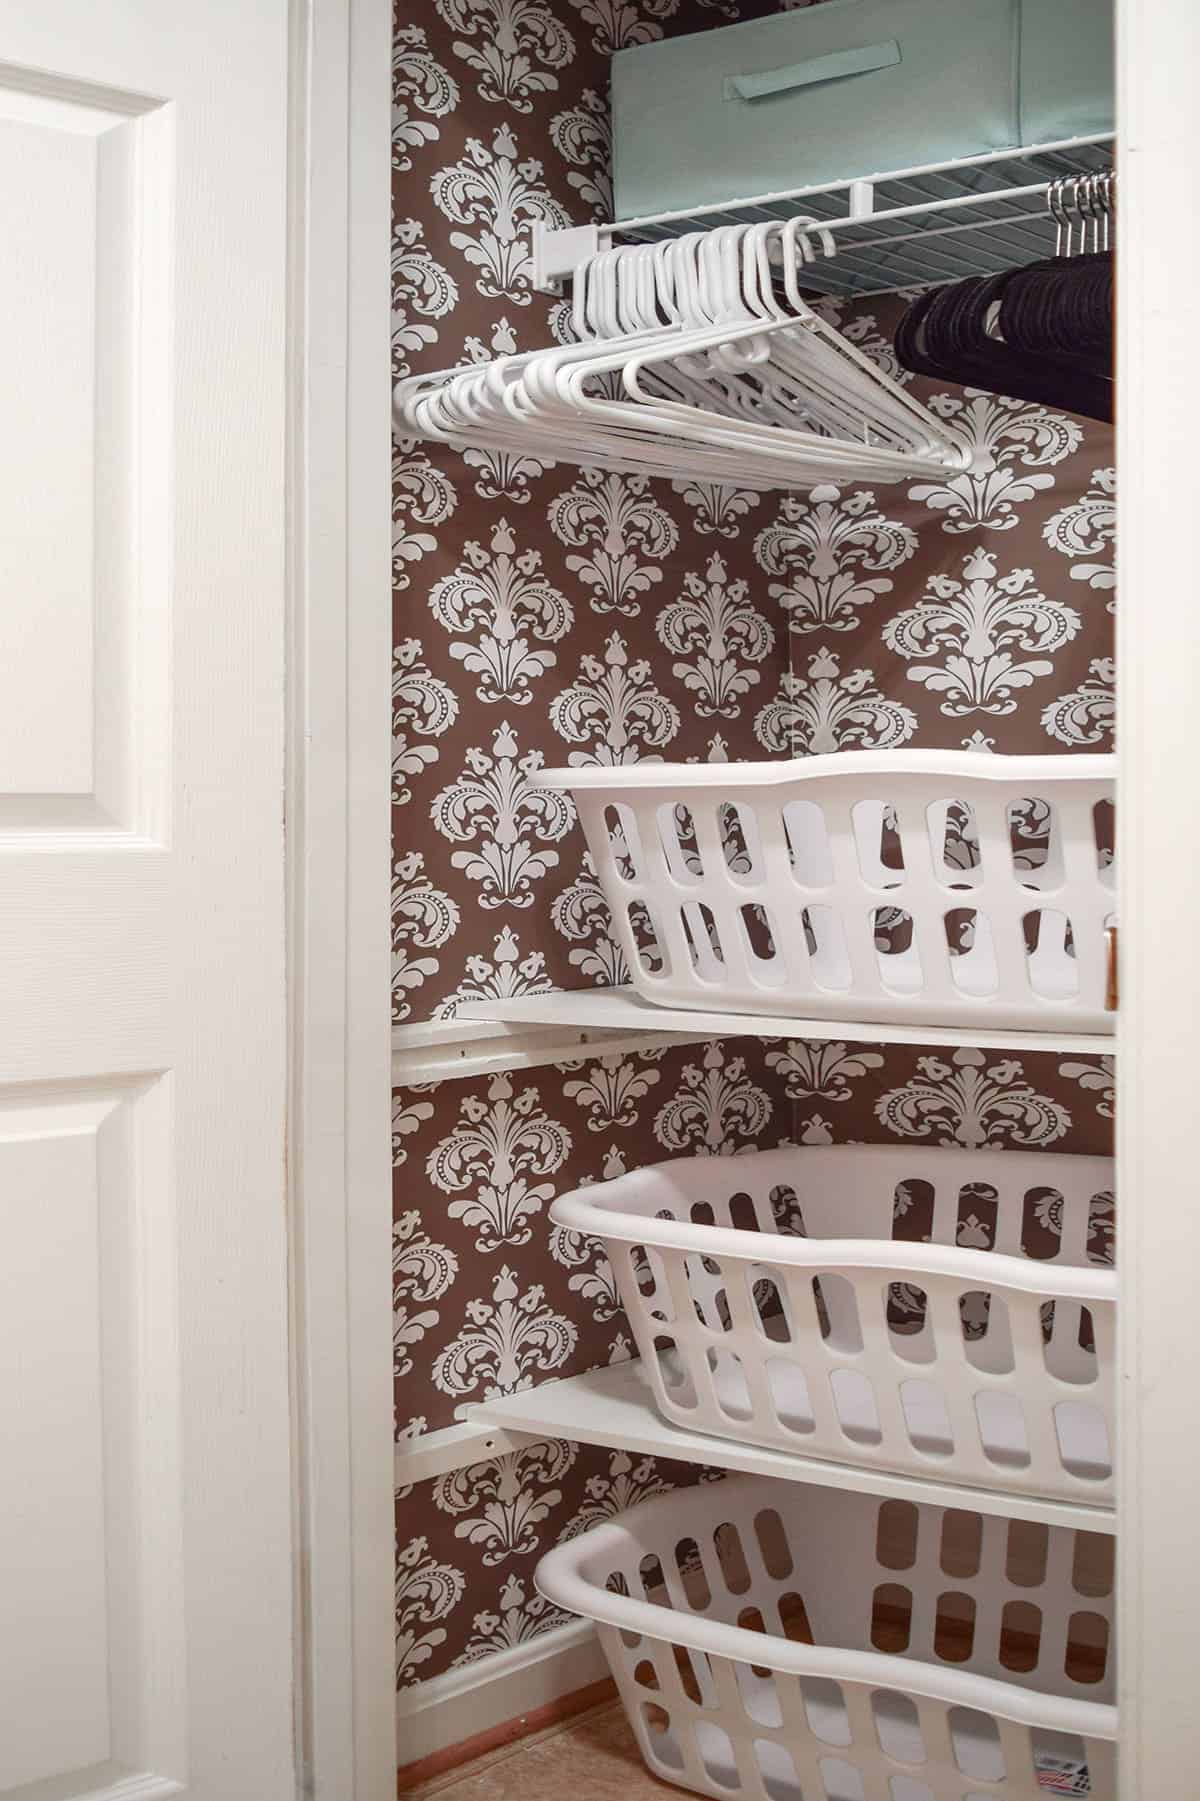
[724,38,901,103]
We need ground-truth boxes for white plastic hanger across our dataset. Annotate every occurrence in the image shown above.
[394,216,966,488]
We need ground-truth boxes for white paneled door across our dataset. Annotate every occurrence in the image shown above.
[0,6,295,1801]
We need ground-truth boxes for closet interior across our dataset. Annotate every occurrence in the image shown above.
[391,1,1117,1793]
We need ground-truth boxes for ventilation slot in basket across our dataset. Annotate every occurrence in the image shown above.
[929,799,983,887]
[999,1600,1042,1673]
[949,1706,1005,1785]
[945,907,999,997]
[803,904,851,989]
[1009,796,1063,889]
[658,803,703,883]
[718,802,761,881]
[738,903,786,981]
[852,800,903,888]
[603,803,641,883]
[873,907,921,994]
[627,899,666,976]
[1024,907,1080,1000]
[782,799,832,886]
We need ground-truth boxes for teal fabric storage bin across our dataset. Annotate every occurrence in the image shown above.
[1019,0,1115,144]
[611,0,1112,222]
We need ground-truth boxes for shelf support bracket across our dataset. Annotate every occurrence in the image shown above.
[848,178,876,220]
[532,220,601,293]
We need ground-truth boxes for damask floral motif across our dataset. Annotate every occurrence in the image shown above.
[433,926,554,1020]
[454,1574,573,1665]
[566,0,679,52]
[908,392,1082,533]
[433,1439,576,1564]
[755,650,917,754]
[461,442,554,504]
[549,1218,622,1320]
[798,1114,834,1145]
[394,1211,459,1382]
[431,124,571,304]
[395,1537,466,1688]
[1087,1191,1115,1266]
[764,1039,886,1103]
[393,444,458,591]
[754,486,918,634]
[393,1092,436,1165]
[550,867,628,986]
[567,0,737,52]
[655,1043,773,1156]
[392,220,458,379]
[547,469,679,616]
[549,88,611,215]
[429,518,573,705]
[393,852,461,1022]
[882,549,1081,717]
[656,553,774,718]
[563,1448,674,1538]
[1042,466,1116,593]
[436,0,576,113]
[1041,656,1114,747]
[549,633,681,763]
[426,1072,572,1251]
[431,724,575,907]
[464,317,520,362]
[393,25,460,173]
[433,1265,578,1398]
[670,478,763,540]
[875,1048,1070,1149]
[560,1051,663,1131]
[1057,1056,1116,1120]
[393,639,458,805]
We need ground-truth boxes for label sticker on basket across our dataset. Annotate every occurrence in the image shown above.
[1035,1753,1090,1795]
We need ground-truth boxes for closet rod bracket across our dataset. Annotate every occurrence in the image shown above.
[532,219,600,293]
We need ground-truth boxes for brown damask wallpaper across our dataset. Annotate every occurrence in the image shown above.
[391,0,1116,1701]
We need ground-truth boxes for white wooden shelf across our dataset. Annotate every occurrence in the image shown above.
[465,1358,1115,1537]
[458,987,1116,1057]
[391,1010,709,1084]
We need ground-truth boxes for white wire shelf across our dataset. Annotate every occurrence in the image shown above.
[532,134,1114,299]
[466,1358,1115,1536]
[457,986,1116,1057]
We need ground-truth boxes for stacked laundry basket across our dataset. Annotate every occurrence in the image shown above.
[532,752,1118,1801]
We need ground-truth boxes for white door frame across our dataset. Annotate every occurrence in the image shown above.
[287,0,395,1793]
[1116,0,1200,1792]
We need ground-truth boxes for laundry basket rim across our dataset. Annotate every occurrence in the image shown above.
[550,1143,1116,1301]
[535,1476,1118,1742]
[532,749,1118,792]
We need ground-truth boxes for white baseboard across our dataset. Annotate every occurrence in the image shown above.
[395,1619,609,1768]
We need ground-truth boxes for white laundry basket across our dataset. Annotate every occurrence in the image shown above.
[537,1476,1117,1801]
[551,1145,1116,1503]
[533,752,1116,1030]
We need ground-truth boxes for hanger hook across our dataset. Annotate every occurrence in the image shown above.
[1048,177,1068,258]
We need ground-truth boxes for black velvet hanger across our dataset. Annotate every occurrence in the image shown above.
[894,251,1112,423]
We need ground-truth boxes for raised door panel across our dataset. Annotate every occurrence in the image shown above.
[0,74,168,836]
[0,1082,181,1798]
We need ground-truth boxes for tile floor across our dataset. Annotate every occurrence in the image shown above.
[405,1698,678,1799]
